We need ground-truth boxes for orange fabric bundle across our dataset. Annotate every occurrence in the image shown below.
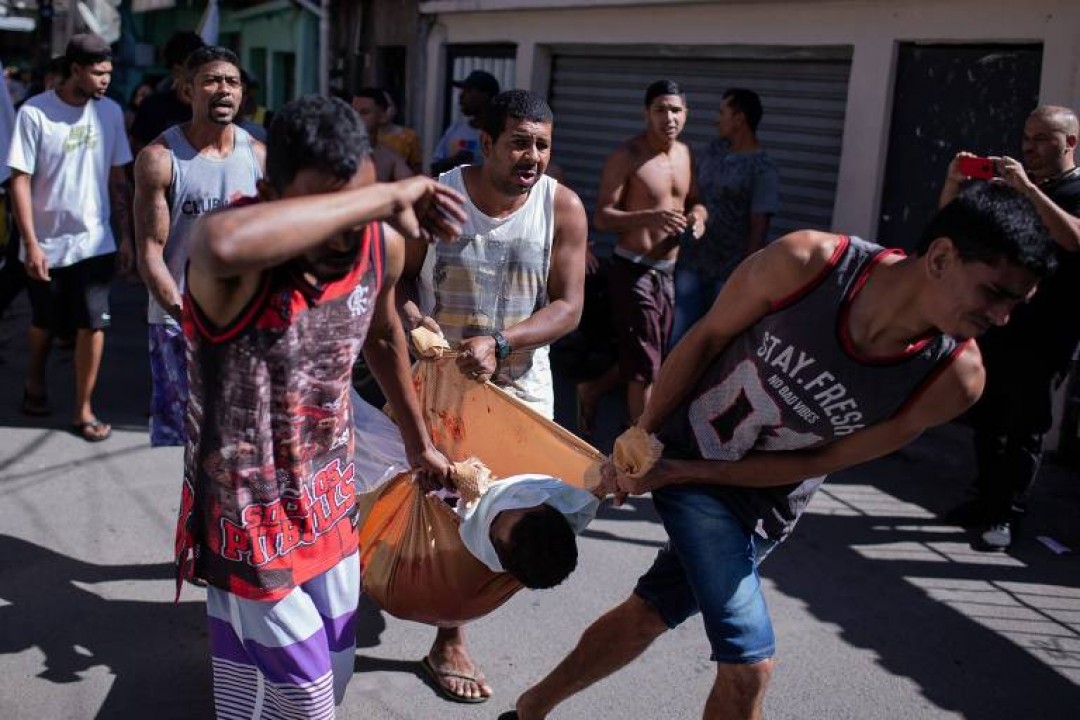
[414,357,604,489]
[357,359,605,625]
[357,471,522,626]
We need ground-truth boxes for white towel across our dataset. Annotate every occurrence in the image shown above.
[458,474,599,573]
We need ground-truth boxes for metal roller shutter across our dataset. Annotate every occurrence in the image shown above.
[547,47,853,243]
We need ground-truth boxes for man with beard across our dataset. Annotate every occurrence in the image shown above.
[578,80,707,432]
[176,94,466,718]
[940,105,1080,550]
[135,46,264,446]
[399,89,588,703]
[6,33,134,441]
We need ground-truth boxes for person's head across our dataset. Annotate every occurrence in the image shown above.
[261,95,373,280]
[479,89,554,196]
[43,56,66,91]
[490,504,578,590]
[916,182,1056,338]
[129,81,154,110]
[1022,105,1078,182]
[239,69,260,116]
[643,79,687,143]
[63,34,113,100]
[453,70,500,117]
[164,31,206,75]
[718,88,763,139]
[351,87,390,136]
[183,46,242,126]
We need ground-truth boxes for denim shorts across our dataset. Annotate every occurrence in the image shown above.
[634,485,777,664]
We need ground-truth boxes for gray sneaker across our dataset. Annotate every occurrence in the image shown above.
[977,522,1012,551]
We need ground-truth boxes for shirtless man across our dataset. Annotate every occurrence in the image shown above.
[586,79,706,427]
[508,183,1055,720]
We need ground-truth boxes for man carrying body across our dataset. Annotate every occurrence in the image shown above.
[400,89,588,703]
[135,46,264,447]
[941,105,1080,550]
[430,70,500,175]
[176,94,466,718]
[510,183,1056,720]
[672,87,780,345]
[7,34,133,441]
[584,79,706,427]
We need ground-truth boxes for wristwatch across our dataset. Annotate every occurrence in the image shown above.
[491,331,511,361]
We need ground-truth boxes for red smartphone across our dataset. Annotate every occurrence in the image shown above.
[958,155,996,180]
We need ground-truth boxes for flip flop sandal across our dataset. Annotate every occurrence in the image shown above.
[21,388,51,417]
[420,655,489,704]
[71,419,112,442]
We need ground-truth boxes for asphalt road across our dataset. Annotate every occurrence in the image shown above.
[1,281,1078,719]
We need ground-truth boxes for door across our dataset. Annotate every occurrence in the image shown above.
[877,43,1043,250]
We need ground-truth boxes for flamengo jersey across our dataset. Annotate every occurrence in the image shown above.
[658,235,970,542]
[176,214,384,601]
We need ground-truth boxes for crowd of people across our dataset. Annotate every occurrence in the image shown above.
[2,26,1078,720]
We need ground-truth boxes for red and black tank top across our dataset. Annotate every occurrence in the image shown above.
[175,215,385,600]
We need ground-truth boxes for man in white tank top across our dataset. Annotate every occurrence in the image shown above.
[399,90,588,703]
[134,46,265,446]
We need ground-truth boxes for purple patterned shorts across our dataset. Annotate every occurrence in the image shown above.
[149,323,187,447]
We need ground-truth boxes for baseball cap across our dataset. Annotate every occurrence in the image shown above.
[452,70,500,97]
[65,34,112,65]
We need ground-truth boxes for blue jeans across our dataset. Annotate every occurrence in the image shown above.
[671,267,726,349]
[634,485,777,663]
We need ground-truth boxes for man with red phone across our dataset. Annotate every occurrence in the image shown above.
[941,105,1080,550]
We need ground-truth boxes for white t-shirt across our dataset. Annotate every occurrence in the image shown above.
[7,90,132,268]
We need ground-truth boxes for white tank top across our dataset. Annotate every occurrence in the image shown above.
[419,166,558,417]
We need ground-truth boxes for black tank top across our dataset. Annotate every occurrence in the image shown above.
[658,235,969,541]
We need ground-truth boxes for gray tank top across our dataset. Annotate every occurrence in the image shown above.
[657,235,968,541]
[147,124,261,325]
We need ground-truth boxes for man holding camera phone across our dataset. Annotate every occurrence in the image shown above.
[940,105,1080,550]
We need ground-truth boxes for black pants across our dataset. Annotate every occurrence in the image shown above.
[968,341,1069,523]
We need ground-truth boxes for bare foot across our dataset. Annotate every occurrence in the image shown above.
[424,632,493,703]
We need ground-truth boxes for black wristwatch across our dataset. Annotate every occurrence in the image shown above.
[491,331,511,361]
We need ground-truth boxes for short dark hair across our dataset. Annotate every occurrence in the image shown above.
[353,86,389,111]
[480,90,553,142]
[265,95,370,193]
[917,182,1057,277]
[163,31,206,69]
[184,46,240,79]
[724,88,764,132]
[63,33,112,76]
[644,79,684,107]
[494,504,578,590]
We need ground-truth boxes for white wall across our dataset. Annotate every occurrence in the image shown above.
[420,0,1080,239]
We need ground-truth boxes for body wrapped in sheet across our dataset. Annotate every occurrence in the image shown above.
[354,360,605,626]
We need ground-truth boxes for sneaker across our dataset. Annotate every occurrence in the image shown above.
[976,522,1012,552]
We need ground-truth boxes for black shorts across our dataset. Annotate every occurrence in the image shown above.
[26,253,115,333]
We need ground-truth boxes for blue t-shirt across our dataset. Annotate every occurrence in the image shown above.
[682,140,780,281]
